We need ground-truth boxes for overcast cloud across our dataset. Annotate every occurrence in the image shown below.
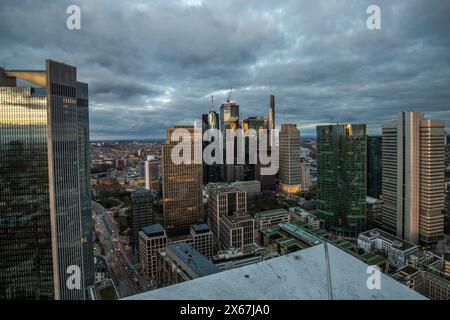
[1,0,449,139]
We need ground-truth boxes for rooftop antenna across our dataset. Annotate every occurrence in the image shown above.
[211,95,214,111]
[269,82,272,96]
[227,86,232,102]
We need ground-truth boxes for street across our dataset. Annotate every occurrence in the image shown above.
[92,201,151,298]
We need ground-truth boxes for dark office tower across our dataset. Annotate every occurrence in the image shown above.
[220,100,240,182]
[367,136,382,199]
[202,107,220,185]
[268,91,275,148]
[0,60,94,300]
[161,126,203,236]
[243,116,266,181]
[131,189,154,255]
[316,124,367,237]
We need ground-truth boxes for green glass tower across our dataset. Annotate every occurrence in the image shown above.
[316,124,367,237]
[367,136,382,199]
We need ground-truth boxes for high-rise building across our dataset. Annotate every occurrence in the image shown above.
[161,125,203,236]
[243,116,266,181]
[220,100,240,182]
[207,185,247,247]
[131,188,154,254]
[144,155,159,194]
[316,124,367,237]
[0,60,93,300]
[382,112,445,244]
[279,124,302,194]
[300,162,312,191]
[367,136,382,199]
[202,105,220,185]
[139,224,168,284]
[268,91,275,130]
[268,90,275,148]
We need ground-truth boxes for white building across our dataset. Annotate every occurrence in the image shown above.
[358,229,419,269]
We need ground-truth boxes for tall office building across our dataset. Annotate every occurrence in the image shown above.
[131,188,154,254]
[367,136,382,199]
[268,93,275,131]
[139,224,168,284]
[243,116,266,181]
[300,162,312,191]
[0,60,93,300]
[267,91,275,148]
[202,105,220,184]
[279,124,302,194]
[161,125,203,236]
[382,112,445,244]
[220,100,240,182]
[144,155,159,194]
[207,185,247,248]
[316,124,367,237]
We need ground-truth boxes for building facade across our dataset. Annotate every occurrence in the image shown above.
[382,112,446,244]
[131,189,154,254]
[279,124,302,195]
[207,185,247,247]
[144,155,159,195]
[316,124,367,237]
[0,60,94,300]
[157,243,219,288]
[367,136,382,199]
[139,224,168,284]
[161,125,203,236]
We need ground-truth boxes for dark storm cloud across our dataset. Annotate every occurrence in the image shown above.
[0,0,449,138]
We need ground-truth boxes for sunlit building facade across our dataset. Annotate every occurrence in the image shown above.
[279,124,302,194]
[0,60,93,300]
[161,125,203,236]
[382,112,445,244]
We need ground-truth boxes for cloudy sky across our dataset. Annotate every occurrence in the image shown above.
[1,0,449,139]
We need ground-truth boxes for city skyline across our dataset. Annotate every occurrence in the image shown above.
[1,0,449,140]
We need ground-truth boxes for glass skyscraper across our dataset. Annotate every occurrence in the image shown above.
[0,60,93,300]
[367,136,382,199]
[316,124,367,237]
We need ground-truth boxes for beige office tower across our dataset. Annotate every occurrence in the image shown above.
[382,111,446,244]
[161,125,203,236]
[279,124,302,194]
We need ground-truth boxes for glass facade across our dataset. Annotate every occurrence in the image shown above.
[316,124,367,236]
[0,60,94,300]
[0,87,54,299]
[367,136,382,199]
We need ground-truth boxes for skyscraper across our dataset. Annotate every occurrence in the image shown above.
[316,124,367,237]
[131,188,154,255]
[202,102,220,184]
[279,124,302,195]
[0,60,93,300]
[220,100,240,182]
[207,185,247,249]
[161,125,203,236]
[367,136,382,199]
[382,112,445,244]
[145,155,159,194]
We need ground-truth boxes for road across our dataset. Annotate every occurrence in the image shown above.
[92,201,151,298]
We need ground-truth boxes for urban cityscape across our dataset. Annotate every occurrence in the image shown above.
[1,0,450,308]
